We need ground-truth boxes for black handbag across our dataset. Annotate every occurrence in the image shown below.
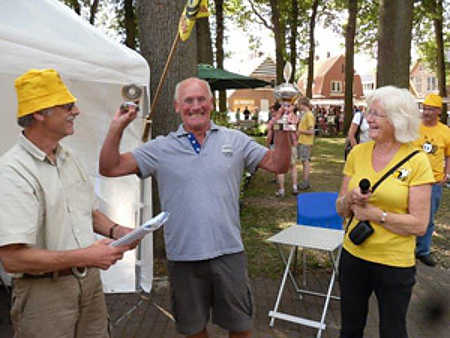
[346,150,420,245]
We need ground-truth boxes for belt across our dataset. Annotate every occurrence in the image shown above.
[22,267,88,279]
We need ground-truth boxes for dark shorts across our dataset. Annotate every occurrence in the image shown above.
[167,252,253,335]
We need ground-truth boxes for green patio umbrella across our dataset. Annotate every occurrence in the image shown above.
[197,64,271,91]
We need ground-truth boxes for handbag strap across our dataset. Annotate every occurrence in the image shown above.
[344,150,420,232]
[370,150,420,193]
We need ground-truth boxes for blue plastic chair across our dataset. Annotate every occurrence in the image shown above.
[297,192,343,229]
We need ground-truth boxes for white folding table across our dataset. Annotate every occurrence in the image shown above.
[267,224,344,338]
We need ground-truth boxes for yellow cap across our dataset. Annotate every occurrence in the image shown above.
[15,69,76,118]
[423,93,442,108]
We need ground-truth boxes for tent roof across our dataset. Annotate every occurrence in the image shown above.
[198,64,270,91]
[0,0,149,86]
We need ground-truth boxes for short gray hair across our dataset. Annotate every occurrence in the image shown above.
[17,107,53,128]
[174,77,213,102]
[366,86,420,143]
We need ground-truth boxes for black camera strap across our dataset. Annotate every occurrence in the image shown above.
[370,150,420,193]
[344,150,420,232]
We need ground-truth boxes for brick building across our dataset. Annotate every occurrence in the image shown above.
[297,54,364,102]
[228,57,276,115]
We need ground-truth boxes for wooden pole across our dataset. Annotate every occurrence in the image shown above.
[142,31,181,142]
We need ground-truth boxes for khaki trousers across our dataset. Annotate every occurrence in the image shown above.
[11,268,110,338]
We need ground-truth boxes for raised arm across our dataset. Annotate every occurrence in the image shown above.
[258,129,291,174]
[99,107,140,177]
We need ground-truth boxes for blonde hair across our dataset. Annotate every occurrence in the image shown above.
[295,96,312,110]
[366,86,420,143]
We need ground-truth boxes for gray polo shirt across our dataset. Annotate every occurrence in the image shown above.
[132,122,268,261]
[0,134,97,252]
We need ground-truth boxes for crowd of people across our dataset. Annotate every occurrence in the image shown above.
[0,68,448,338]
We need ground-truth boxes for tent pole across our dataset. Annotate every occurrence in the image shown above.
[142,32,181,142]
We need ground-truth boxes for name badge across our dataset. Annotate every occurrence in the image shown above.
[222,144,233,156]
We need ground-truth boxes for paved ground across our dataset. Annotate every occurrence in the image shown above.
[1,263,448,338]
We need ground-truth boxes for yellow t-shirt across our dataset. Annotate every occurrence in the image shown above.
[343,141,434,267]
[413,122,450,182]
[298,111,315,145]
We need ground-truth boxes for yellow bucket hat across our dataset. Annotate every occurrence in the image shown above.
[423,93,442,108]
[15,69,76,118]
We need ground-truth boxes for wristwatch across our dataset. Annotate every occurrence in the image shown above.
[380,211,387,224]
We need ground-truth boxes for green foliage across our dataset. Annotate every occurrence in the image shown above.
[413,0,450,76]
[321,0,379,57]
[211,110,231,127]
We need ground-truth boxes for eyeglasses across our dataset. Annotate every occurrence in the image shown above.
[422,106,440,113]
[58,103,75,111]
[364,109,387,119]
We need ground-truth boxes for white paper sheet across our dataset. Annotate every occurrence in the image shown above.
[110,211,169,247]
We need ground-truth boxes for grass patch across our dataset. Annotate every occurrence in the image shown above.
[241,136,450,279]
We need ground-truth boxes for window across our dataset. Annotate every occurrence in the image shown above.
[427,77,437,91]
[331,81,342,93]
[415,77,422,91]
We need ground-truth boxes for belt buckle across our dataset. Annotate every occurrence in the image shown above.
[72,267,88,279]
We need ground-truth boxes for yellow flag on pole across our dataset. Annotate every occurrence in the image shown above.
[178,0,210,42]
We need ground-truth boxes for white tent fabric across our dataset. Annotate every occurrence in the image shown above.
[0,0,153,293]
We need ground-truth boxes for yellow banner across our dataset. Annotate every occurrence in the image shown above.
[178,0,210,42]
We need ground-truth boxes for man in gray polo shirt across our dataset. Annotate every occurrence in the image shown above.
[99,77,292,338]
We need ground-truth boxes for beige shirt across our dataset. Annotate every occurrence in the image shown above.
[0,134,97,251]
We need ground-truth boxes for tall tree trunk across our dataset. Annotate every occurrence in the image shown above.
[123,0,137,50]
[136,0,197,263]
[215,0,227,112]
[344,0,358,134]
[197,17,213,64]
[432,0,447,123]
[376,0,414,88]
[289,0,299,83]
[306,0,319,98]
[269,0,285,84]
[89,0,99,25]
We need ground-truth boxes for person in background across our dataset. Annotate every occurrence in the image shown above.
[235,107,241,124]
[296,96,315,190]
[243,106,250,120]
[99,77,292,338]
[271,101,299,197]
[413,93,450,267]
[0,69,135,338]
[345,105,370,159]
[266,101,281,184]
[336,86,433,338]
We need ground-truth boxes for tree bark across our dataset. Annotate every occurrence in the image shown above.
[89,0,99,25]
[376,0,414,88]
[269,0,285,84]
[344,0,358,134]
[64,0,81,15]
[306,0,319,98]
[289,0,299,84]
[215,0,227,113]
[123,0,137,50]
[432,0,447,123]
[196,17,213,65]
[136,0,198,262]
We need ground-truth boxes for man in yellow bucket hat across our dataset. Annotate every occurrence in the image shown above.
[413,93,450,266]
[0,69,137,337]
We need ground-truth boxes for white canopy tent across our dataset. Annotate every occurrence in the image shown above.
[0,0,154,293]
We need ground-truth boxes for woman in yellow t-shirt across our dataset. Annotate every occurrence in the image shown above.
[335,86,434,338]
